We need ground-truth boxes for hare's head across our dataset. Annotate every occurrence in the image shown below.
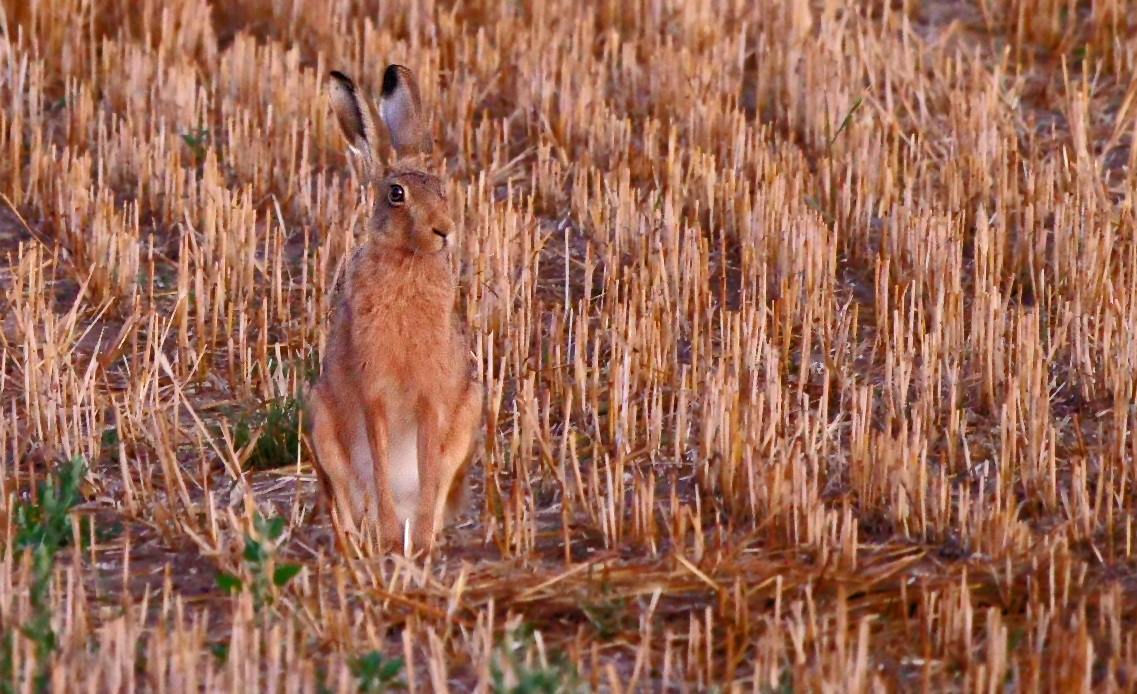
[329,65,453,255]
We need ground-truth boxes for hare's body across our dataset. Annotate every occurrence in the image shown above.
[312,231,479,532]
[310,67,482,553]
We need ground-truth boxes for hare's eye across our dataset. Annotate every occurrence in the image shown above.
[388,184,406,205]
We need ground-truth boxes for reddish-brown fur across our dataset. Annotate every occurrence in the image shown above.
[309,68,483,554]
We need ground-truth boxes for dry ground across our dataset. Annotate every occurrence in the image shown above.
[2,0,1137,691]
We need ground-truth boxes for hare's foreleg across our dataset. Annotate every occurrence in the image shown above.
[410,396,445,553]
[411,382,483,553]
[437,380,483,528]
[356,395,401,551]
[310,388,360,547]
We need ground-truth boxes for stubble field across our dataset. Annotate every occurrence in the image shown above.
[2,0,1137,691]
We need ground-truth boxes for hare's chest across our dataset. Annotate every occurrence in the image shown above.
[351,282,452,346]
[353,312,452,382]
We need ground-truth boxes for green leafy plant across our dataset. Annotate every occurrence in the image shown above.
[349,650,407,693]
[100,427,120,461]
[231,395,304,471]
[181,126,211,162]
[490,627,589,694]
[761,669,794,694]
[229,351,321,471]
[579,576,630,640]
[2,456,89,694]
[215,512,302,618]
[805,95,864,229]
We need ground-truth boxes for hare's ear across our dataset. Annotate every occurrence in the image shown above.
[379,64,433,157]
[329,71,379,180]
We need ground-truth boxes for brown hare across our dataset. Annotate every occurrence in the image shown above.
[309,64,483,555]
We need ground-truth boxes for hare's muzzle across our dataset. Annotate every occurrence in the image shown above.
[432,226,453,248]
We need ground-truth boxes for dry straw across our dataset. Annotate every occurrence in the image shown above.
[1,0,1136,691]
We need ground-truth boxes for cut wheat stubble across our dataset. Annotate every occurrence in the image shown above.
[1,0,1136,691]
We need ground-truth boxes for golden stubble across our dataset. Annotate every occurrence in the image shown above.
[0,0,1136,691]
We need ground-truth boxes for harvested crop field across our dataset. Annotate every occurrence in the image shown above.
[2,0,1137,691]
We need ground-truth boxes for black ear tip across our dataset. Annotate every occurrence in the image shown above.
[381,64,404,96]
[329,71,354,89]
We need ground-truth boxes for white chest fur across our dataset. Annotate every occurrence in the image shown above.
[348,409,421,524]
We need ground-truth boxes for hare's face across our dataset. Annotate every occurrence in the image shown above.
[329,66,450,255]
[375,170,453,255]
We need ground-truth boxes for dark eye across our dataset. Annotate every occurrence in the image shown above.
[388,184,405,205]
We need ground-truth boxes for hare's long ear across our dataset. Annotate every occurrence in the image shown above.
[329,71,379,180]
[379,64,433,157]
